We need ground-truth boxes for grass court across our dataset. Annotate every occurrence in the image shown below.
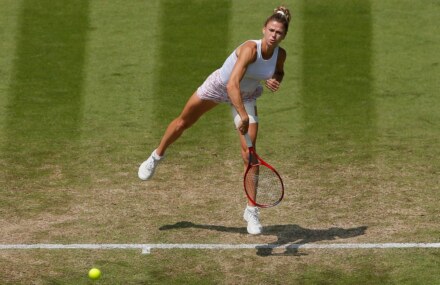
[0,0,439,284]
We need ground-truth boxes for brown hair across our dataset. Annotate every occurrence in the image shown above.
[264,6,291,33]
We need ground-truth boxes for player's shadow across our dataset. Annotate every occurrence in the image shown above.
[159,222,367,256]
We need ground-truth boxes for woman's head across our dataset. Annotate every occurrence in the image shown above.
[264,6,291,34]
[262,6,291,47]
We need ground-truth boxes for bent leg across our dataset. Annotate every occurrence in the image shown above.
[233,101,259,170]
[232,100,259,206]
[239,122,263,234]
[238,122,259,167]
[156,93,218,156]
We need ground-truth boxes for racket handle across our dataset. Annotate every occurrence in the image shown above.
[244,133,253,147]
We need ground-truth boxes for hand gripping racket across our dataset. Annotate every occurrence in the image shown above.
[243,133,284,208]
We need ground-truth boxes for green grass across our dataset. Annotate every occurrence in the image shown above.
[0,0,439,284]
[1,249,439,284]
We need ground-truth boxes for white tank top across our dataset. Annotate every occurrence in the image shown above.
[219,40,279,93]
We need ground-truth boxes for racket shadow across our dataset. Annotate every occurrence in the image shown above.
[159,222,367,256]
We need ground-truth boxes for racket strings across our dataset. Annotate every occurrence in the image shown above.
[245,164,282,206]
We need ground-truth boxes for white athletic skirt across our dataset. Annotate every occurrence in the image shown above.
[196,69,263,103]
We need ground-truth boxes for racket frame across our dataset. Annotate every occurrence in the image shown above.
[243,133,284,208]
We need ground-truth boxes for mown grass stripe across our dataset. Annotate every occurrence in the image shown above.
[153,0,233,152]
[0,0,22,143]
[1,0,90,215]
[5,0,89,143]
[3,0,90,179]
[79,1,160,181]
[301,0,376,163]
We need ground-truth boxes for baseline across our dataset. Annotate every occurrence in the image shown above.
[1,243,439,255]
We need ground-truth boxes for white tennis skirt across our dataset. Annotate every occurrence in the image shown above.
[196,69,263,103]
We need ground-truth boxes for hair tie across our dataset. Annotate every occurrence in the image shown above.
[276,10,286,17]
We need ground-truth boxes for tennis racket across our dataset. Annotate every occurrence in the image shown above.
[243,133,284,208]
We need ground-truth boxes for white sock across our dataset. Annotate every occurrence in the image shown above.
[246,205,257,211]
[152,149,163,160]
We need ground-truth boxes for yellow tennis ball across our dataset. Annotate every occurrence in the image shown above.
[88,268,101,280]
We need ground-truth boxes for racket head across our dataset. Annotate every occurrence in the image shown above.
[243,147,284,208]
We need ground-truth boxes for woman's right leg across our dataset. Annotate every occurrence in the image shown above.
[156,92,218,156]
[138,92,217,180]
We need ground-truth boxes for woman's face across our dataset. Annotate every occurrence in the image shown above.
[262,20,286,47]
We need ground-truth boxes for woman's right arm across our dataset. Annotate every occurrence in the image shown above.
[226,41,257,135]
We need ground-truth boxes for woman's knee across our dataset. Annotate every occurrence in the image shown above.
[174,117,194,132]
[241,146,250,163]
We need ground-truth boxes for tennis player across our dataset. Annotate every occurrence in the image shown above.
[139,6,290,235]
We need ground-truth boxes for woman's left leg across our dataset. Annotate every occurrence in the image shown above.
[233,101,259,205]
[240,122,263,235]
[232,100,263,235]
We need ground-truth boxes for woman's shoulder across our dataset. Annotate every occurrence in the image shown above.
[236,40,258,57]
[240,40,258,50]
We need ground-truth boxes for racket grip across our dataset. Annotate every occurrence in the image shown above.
[244,133,253,147]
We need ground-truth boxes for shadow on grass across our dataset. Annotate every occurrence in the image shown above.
[159,222,367,256]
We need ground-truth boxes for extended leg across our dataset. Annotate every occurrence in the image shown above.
[138,93,217,180]
[156,93,218,156]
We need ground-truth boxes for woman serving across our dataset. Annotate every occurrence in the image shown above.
[139,6,291,235]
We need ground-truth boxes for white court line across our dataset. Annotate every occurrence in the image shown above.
[1,243,439,254]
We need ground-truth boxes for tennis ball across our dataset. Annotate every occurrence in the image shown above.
[88,268,101,280]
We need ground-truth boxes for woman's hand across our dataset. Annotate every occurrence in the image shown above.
[238,115,249,135]
[265,78,281,92]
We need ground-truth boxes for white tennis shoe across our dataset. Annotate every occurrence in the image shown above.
[138,150,164,181]
[243,206,263,235]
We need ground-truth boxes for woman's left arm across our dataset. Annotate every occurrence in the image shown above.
[265,47,286,92]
